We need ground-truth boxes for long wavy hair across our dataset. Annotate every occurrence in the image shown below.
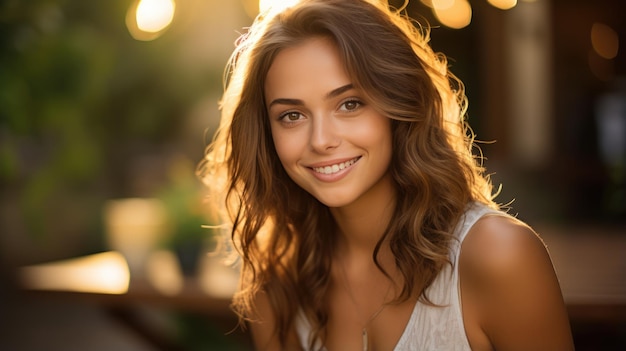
[198,0,498,349]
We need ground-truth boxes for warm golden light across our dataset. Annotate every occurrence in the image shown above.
[259,0,299,14]
[433,0,472,29]
[20,252,130,294]
[591,22,619,60]
[431,0,455,10]
[198,253,239,298]
[126,0,175,41]
[104,198,169,275]
[136,0,175,32]
[145,250,184,295]
[487,0,517,10]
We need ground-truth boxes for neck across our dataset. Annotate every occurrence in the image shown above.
[331,172,396,255]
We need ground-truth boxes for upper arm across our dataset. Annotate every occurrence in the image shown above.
[248,290,303,351]
[460,214,574,351]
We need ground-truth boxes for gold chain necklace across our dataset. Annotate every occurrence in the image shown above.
[338,261,393,351]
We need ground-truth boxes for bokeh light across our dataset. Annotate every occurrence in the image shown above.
[488,0,518,11]
[259,0,300,14]
[591,22,619,60]
[136,0,176,33]
[127,0,176,41]
[20,252,130,294]
[432,0,472,29]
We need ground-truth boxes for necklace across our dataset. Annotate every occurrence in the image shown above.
[338,261,393,351]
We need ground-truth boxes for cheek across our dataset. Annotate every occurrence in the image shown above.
[271,129,299,166]
[358,116,393,149]
[369,118,393,167]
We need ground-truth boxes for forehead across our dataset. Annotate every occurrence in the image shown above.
[264,37,351,100]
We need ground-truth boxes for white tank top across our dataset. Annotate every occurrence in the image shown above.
[296,202,499,350]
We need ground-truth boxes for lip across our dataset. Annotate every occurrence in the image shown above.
[306,156,361,182]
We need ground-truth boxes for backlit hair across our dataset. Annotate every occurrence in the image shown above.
[198,0,498,349]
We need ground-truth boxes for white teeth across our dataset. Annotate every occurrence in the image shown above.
[313,158,358,175]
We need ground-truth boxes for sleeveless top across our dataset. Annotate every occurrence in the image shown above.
[295,202,500,350]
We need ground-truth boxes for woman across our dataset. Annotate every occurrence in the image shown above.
[199,0,574,350]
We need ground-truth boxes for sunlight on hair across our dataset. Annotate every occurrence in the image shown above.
[259,0,300,14]
[591,22,619,60]
[432,0,472,29]
[20,252,130,294]
[126,0,175,41]
[487,0,517,10]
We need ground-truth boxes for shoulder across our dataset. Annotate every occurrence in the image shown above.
[459,213,574,350]
[459,213,556,313]
[461,213,547,273]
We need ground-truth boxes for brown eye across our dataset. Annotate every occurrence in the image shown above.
[278,111,304,123]
[340,99,362,112]
[286,112,301,121]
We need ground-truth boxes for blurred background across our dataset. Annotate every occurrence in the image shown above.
[0,0,624,350]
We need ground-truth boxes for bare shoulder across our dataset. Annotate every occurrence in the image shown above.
[461,213,548,272]
[459,213,575,351]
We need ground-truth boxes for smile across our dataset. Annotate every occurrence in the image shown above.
[312,157,360,175]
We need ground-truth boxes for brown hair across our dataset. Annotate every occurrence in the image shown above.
[198,0,498,349]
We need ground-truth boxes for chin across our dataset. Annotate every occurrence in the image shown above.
[311,191,356,209]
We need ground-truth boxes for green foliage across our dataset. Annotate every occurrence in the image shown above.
[0,0,220,242]
[157,157,212,247]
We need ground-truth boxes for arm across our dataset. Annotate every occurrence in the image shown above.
[248,290,303,351]
[459,214,574,351]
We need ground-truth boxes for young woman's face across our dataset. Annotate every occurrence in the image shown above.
[264,37,393,209]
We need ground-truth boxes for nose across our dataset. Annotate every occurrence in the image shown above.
[310,113,340,153]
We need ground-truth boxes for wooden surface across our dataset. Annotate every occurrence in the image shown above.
[18,224,626,324]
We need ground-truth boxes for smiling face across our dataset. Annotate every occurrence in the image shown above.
[264,36,393,210]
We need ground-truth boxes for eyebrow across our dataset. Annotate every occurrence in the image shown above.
[267,83,354,109]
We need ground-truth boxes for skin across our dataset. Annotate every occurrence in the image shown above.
[459,215,574,350]
[250,36,574,351]
[265,37,393,212]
